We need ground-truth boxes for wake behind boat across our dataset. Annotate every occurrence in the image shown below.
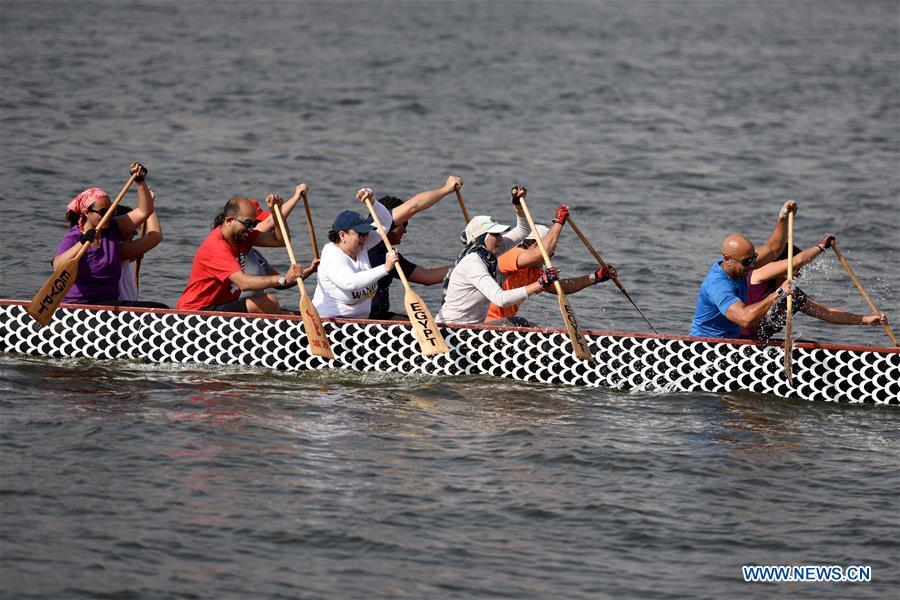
[2,300,897,404]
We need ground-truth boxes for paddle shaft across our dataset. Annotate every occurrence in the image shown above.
[300,191,320,261]
[272,205,300,274]
[567,215,659,334]
[454,188,471,224]
[831,243,898,347]
[76,172,140,262]
[364,199,411,288]
[363,197,448,355]
[272,202,334,359]
[517,198,593,361]
[784,211,794,383]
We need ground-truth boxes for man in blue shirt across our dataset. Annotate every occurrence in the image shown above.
[690,201,797,338]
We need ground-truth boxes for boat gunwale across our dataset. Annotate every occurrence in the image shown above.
[3,298,897,355]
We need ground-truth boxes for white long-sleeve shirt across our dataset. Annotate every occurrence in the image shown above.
[436,214,531,324]
[312,202,393,318]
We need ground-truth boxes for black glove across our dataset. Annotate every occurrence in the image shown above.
[79,228,97,244]
[510,185,527,206]
[130,162,148,183]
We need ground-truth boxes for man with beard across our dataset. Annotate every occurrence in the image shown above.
[177,195,317,313]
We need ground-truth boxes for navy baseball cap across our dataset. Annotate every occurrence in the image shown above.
[332,210,376,233]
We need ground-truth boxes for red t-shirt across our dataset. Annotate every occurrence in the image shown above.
[176,228,258,310]
[485,246,542,322]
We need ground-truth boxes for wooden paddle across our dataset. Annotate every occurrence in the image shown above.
[362,196,449,356]
[518,198,594,362]
[26,171,139,326]
[271,202,334,359]
[567,214,659,335]
[300,190,320,261]
[784,211,794,383]
[454,186,471,224]
[832,242,898,347]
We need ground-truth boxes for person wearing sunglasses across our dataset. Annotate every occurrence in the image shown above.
[219,183,308,303]
[177,195,318,313]
[741,236,887,342]
[690,200,797,339]
[52,163,155,306]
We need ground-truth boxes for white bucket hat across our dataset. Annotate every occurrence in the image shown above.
[464,215,509,244]
[525,224,550,241]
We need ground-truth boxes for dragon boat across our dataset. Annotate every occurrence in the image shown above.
[0,299,897,404]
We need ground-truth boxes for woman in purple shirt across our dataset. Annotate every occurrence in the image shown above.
[741,235,887,341]
[52,163,155,305]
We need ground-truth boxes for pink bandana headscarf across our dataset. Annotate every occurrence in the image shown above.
[66,187,110,216]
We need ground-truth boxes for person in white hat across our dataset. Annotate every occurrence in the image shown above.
[484,205,616,326]
[436,186,559,325]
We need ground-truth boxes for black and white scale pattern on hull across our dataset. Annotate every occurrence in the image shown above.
[1,304,897,404]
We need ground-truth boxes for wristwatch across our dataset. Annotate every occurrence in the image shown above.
[277,275,287,287]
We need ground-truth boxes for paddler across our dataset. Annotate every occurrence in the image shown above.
[312,187,399,319]
[689,200,797,338]
[484,204,617,326]
[368,175,462,320]
[436,186,559,325]
[176,195,317,313]
[52,163,156,306]
[742,235,887,342]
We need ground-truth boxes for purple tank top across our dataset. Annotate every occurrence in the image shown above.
[54,224,122,303]
[740,271,774,339]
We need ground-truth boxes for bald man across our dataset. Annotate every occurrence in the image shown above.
[177,195,317,313]
[689,201,796,338]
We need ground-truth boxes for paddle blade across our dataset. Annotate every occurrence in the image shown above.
[403,288,449,356]
[299,292,334,359]
[26,258,80,327]
[556,287,594,362]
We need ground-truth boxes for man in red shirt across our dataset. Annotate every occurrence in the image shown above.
[177,195,317,313]
[484,205,616,325]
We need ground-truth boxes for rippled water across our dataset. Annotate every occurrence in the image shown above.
[1,1,898,598]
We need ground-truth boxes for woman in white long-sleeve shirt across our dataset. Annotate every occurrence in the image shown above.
[312,188,398,318]
[436,186,558,325]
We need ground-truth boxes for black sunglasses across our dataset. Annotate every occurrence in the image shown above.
[231,217,261,229]
[726,252,758,267]
[88,206,110,217]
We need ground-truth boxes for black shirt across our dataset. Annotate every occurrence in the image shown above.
[367,240,418,319]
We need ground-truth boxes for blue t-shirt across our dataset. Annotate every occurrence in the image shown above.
[690,261,747,339]
[367,240,418,319]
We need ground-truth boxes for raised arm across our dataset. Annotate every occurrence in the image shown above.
[390,175,461,225]
[515,205,568,269]
[115,163,154,235]
[751,234,835,284]
[756,200,796,267]
[252,194,290,247]
[256,183,307,233]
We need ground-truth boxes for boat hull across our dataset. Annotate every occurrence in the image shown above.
[1,301,897,404]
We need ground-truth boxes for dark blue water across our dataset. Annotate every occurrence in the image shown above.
[1,1,898,598]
